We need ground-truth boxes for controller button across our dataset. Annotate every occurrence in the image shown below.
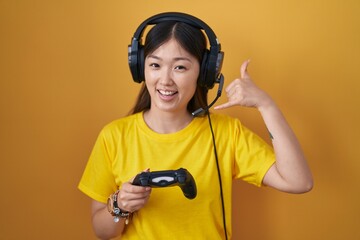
[152,176,175,183]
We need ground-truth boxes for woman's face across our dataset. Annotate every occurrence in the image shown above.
[144,38,200,115]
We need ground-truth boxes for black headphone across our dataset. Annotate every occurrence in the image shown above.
[128,12,224,89]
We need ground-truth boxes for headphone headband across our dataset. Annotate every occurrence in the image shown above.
[132,12,221,51]
[128,12,224,89]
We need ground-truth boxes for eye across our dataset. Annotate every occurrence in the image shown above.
[149,63,160,68]
[174,65,187,71]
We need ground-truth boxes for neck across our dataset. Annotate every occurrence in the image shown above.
[143,109,193,134]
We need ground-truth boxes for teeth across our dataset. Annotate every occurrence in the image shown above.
[159,90,176,96]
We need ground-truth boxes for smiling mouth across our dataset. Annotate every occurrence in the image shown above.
[158,90,177,96]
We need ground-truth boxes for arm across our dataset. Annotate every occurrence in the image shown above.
[214,60,313,194]
[91,181,152,239]
[258,98,313,193]
[91,200,126,240]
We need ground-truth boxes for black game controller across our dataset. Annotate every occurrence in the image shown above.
[132,168,197,199]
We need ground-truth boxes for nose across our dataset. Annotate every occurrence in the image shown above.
[159,67,174,86]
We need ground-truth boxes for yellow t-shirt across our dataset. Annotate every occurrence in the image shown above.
[78,112,275,239]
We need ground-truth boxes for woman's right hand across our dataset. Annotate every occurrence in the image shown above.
[116,170,152,213]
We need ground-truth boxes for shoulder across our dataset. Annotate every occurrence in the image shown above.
[99,112,141,137]
[105,113,140,128]
[208,113,256,140]
[208,112,242,127]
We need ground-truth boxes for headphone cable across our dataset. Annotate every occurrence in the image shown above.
[206,110,228,240]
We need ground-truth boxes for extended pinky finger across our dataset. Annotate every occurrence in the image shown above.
[214,102,234,110]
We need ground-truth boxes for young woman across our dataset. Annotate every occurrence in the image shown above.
[78,12,313,240]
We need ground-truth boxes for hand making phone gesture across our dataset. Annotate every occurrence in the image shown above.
[214,60,271,111]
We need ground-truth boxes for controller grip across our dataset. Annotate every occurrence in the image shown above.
[132,174,148,186]
[180,176,197,199]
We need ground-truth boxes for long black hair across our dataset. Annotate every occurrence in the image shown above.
[129,21,209,115]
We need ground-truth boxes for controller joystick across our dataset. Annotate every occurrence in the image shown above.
[132,168,197,199]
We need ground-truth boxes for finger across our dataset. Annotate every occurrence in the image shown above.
[224,78,240,93]
[122,181,151,193]
[118,186,151,205]
[240,59,250,79]
[120,194,151,212]
[129,184,151,193]
[125,197,151,212]
[214,101,236,110]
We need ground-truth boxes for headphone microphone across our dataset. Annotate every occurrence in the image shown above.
[192,74,224,116]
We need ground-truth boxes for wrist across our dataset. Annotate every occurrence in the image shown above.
[107,190,131,224]
[257,94,276,113]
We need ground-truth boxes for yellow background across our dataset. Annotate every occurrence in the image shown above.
[1,0,359,239]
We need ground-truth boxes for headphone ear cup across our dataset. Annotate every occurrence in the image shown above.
[198,50,209,88]
[129,41,140,83]
[204,50,224,89]
[138,46,145,82]
[128,40,145,83]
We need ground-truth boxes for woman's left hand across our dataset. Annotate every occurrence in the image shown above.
[214,60,271,110]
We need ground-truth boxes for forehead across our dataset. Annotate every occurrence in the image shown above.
[147,39,195,60]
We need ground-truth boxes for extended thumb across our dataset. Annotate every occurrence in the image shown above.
[240,59,250,78]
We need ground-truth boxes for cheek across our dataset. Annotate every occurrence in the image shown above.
[144,66,152,81]
[180,78,198,98]
[186,70,200,96]
[144,68,158,85]
[189,69,200,91]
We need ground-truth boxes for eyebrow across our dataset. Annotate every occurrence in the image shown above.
[147,54,193,63]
